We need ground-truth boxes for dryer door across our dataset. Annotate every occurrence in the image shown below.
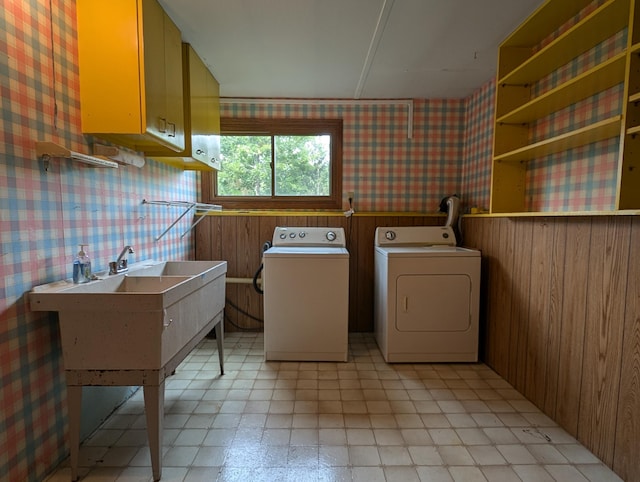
[395,274,471,332]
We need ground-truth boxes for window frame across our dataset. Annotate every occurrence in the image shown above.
[202,118,343,210]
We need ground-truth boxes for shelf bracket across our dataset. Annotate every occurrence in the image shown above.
[142,199,222,241]
[36,141,119,168]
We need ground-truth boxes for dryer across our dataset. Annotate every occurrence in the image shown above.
[374,226,480,363]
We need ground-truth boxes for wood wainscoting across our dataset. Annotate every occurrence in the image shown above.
[194,214,442,333]
[195,212,639,481]
[463,215,640,482]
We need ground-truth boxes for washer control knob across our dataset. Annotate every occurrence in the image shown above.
[279,233,287,239]
[326,231,337,241]
[289,232,296,238]
[299,231,306,238]
[385,230,396,240]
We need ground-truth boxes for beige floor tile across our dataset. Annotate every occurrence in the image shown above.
[46,332,620,482]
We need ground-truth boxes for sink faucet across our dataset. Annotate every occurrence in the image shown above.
[109,245,134,275]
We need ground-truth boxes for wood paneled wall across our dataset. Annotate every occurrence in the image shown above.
[194,214,441,333]
[463,215,640,482]
[195,213,639,481]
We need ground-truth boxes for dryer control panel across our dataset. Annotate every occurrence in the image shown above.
[272,226,346,247]
[374,226,456,247]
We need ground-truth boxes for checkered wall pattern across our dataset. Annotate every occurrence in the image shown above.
[525,1,625,212]
[461,79,495,211]
[1,2,197,480]
[1,0,623,479]
[219,100,467,213]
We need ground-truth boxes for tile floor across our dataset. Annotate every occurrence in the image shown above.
[46,332,623,482]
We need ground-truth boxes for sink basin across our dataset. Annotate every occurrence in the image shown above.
[112,275,191,292]
[30,260,227,370]
[131,260,223,277]
[40,273,192,294]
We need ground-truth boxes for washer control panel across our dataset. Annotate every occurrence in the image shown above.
[272,227,346,247]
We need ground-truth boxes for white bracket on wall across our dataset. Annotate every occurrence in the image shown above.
[93,143,145,168]
[142,199,222,241]
[36,141,119,169]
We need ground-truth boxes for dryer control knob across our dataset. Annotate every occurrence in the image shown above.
[385,230,396,240]
[279,233,287,239]
[326,231,337,241]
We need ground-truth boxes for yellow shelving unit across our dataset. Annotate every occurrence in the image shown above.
[498,0,629,86]
[494,116,622,163]
[490,0,640,215]
[496,53,626,125]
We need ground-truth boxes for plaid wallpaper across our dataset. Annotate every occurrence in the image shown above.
[461,80,495,211]
[525,1,624,212]
[0,1,197,480]
[1,0,619,479]
[220,100,468,213]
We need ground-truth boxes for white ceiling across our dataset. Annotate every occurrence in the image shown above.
[158,0,545,100]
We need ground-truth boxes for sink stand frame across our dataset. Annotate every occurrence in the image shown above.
[66,313,224,481]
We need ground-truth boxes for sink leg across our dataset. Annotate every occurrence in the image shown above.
[214,320,224,375]
[67,384,82,481]
[143,382,165,481]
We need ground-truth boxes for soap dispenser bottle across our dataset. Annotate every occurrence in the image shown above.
[72,244,92,284]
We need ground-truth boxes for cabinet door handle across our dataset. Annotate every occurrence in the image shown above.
[158,117,167,133]
[402,296,408,312]
[167,122,176,137]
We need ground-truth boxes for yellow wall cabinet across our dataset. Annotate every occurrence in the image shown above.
[147,44,221,171]
[490,0,640,214]
[76,0,185,153]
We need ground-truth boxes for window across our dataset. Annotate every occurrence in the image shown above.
[202,118,342,209]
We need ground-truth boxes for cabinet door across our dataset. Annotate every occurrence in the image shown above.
[141,0,166,145]
[149,45,220,170]
[162,10,185,151]
[77,0,184,153]
[141,0,184,151]
[197,57,221,170]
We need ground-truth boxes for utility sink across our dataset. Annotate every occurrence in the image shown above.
[30,259,227,370]
[30,259,227,481]
[131,260,222,276]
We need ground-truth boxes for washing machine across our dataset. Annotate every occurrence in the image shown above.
[374,226,481,363]
[263,226,349,361]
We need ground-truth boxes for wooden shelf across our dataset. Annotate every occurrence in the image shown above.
[497,53,626,124]
[629,92,640,103]
[499,0,629,85]
[494,116,622,163]
[477,209,640,217]
[499,0,592,49]
[490,0,638,215]
[626,124,640,135]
